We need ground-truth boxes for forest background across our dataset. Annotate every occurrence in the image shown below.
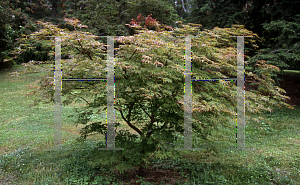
[0,0,300,75]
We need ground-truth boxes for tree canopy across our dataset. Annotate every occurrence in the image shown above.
[0,0,185,70]
[1,0,299,78]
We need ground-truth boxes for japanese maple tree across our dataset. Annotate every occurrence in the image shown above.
[5,17,294,172]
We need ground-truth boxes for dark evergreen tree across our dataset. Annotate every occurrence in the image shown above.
[183,0,300,86]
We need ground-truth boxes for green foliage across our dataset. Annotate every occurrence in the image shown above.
[184,0,300,72]
[126,0,183,28]
[246,16,300,85]
[251,18,300,70]
[180,0,300,88]
[6,18,295,171]
[1,0,184,69]
[185,0,246,29]
[0,0,72,69]
[71,0,130,36]
[70,0,184,37]
[0,0,16,68]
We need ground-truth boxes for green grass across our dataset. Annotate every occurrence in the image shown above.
[0,64,300,184]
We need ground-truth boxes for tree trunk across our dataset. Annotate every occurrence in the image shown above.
[50,0,58,19]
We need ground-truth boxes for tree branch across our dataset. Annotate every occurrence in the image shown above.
[5,35,50,63]
[70,92,90,104]
[137,102,155,138]
[129,49,137,59]
[271,48,288,53]
[138,102,151,119]
[181,0,187,12]
[146,110,155,138]
[193,81,205,92]
[76,39,93,61]
[119,103,144,137]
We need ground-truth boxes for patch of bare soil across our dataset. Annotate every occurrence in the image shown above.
[94,162,191,185]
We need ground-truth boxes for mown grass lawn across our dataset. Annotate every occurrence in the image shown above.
[1,64,299,184]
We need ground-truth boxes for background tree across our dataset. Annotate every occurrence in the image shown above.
[183,0,300,85]
[0,0,14,69]
[173,0,192,18]
[5,18,294,172]
[0,0,80,69]
[0,0,185,71]
[70,0,184,38]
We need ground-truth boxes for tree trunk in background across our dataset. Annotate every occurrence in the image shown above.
[50,0,58,19]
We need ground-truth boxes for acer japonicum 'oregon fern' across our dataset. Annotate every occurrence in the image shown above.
[7,18,294,167]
